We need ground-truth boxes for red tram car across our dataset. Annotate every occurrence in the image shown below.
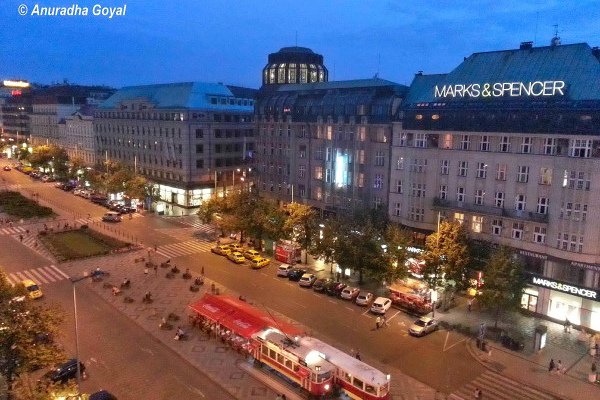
[189,294,390,399]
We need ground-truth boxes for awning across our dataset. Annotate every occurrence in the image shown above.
[189,294,303,338]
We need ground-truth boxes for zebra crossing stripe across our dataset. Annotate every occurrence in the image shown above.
[41,266,62,280]
[28,268,49,284]
[7,273,18,286]
[50,265,69,279]
[15,271,29,282]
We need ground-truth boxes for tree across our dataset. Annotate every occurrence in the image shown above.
[310,219,339,274]
[124,175,149,200]
[105,167,133,194]
[381,224,411,285]
[28,145,53,169]
[0,272,65,389]
[67,156,86,181]
[283,203,317,263]
[11,374,78,400]
[197,196,225,224]
[478,246,527,328]
[48,145,69,180]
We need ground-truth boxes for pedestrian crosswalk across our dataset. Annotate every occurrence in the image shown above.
[156,240,213,259]
[0,225,27,235]
[451,370,556,400]
[172,216,215,233]
[5,265,70,286]
[15,234,56,260]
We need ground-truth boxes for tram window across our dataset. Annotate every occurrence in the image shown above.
[269,349,276,359]
[365,384,376,394]
[285,360,293,369]
[277,354,284,364]
[261,346,268,356]
[293,364,300,372]
[342,372,351,382]
[353,377,364,389]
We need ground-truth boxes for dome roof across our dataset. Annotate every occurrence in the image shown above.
[262,46,328,86]
[278,46,314,54]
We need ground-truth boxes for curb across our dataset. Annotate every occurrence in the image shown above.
[236,360,305,400]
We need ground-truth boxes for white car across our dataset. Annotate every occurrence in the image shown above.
[370,297,392,314]
[298,273,316,287]
[276,264,293,277]
[355,291,374,306]
[340,287,360,300]
[409,317,439,337]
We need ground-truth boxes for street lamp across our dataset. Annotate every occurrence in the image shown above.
[70,273,95,392]
[431,289,438,318]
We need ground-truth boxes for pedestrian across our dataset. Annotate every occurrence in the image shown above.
[201,265,205,275]
[154,243,157,252]
[467,297,473,312]
[144,267,149,276]
[281,395,286,400]
[473,387,482,399]
[19,234,23,242]
[154,264,158,276]
[25,229,29,235]
[382,315,388,327]
[375,316,381,330]
[355,350,361,361]
[549,358,555,372]
[564,318,571,333]
[556,360,564,374]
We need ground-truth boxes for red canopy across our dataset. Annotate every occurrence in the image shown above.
[189,294,303,338]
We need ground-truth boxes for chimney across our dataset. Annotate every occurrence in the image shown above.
[520,41,533,50]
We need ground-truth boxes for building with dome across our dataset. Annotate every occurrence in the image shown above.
[262,47,328,86]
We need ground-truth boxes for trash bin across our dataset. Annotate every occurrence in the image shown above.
[534,324,547,352]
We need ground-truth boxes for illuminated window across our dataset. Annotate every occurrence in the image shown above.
[454,212,464,224]
[471,216,483,233]
[442,134,453,149]
[415,114,423,120]
[539,167,552,185]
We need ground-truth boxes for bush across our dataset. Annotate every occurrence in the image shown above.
[0,191,55,218]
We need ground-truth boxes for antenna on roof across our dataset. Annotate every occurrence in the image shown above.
[551,24,561,46]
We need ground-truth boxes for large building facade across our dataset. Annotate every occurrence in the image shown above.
[0,80,33,145]
[57,105,97,166]
[391,40,600,330]
[256,47,406,213]
[94,82,256,208]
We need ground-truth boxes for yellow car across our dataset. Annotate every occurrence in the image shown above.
[227,251,246,264]
[250,257,270,269]
[229,243,244,252]
[211,245,231,256]
[22,279,43,299]
[243,249,260,260]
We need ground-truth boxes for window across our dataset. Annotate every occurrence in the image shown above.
[512,222,524,240]
[396,179,403,193]
[515,194,526,211]
[195,144,203,154]
[499,136,511,152]
[544,138,557,155]
[521,137,532,154]
[458,161,468,177]
[476,162,487,179]
[298,165,306,178]
[394,202,401,217]
[195,159,204,169]
[454,212,464,224]
[195,129,203,138]
[539,167,552,185]
[439,185,447,200]
[533,226,546,243]
[410,159,427,172]
[570,139,592,158]
[409,207,425,222]
[474,189,484,205]
[442,134,453,149]
[373,174,383,189]
[536,197,549,214]
[479,135,490,151]
[314,166,323,180]
[460,134,470,150]
[374,151,385,166]
[516,166,529,183]
[299,145,306,159]
[411,183,425,197]
[415,133,427,148]
[472,216,483,233]
[496,164,506,181]
[440,160,449,175]
[395,157,404,170]
[456,187,465,203]
[494,192,504,208]
[492,219,503,236]
[557,233,569,250]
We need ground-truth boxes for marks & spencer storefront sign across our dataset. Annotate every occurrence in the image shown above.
[434,81,565,99]
[528,274,597,301]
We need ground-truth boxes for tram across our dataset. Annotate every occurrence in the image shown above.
[189,294,390,399]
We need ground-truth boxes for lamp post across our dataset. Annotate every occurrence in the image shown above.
[431,289,438,318]
[70,273,94,392]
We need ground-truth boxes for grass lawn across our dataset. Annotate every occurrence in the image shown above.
[0,191,55,219]
[40,228,129,261]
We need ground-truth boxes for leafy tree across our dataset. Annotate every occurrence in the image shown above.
[197,196,225,224]
[17,146,30,162]
[0,272,65,388]
[283,203,317,263]
[28,145,53,168]
[49,146,69,180]
[478,246,527,328]
[11,373,78,400]
[81,168,105,192]
[381,224,411,285]
[310,219,339,274]
[68,156,86,181]
[105,167,134,194]
[124,175,149,200]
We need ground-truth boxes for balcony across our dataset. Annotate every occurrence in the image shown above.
[432,198,549,223]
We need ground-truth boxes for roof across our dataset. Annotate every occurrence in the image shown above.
[99,82,256,111]
[268,77,405,92]
[278,46,314,54]
[405,43,600,105]
[188,294,302,338]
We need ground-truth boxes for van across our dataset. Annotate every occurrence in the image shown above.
[370,297,392,314]
[102,212,122,222]
[276,264,293,277]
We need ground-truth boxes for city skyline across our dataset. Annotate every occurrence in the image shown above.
[2,0,600,88]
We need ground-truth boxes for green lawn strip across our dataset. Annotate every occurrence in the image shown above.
[40,229,129,261]
[0,191,55,218]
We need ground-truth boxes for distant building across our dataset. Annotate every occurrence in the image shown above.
[262,46,328,86]
[57,105,97,166]
[0,80,33,143]
[94,82,256,209]
[391,40,600,330]
[256,46,406,214]
[29,84,113,146]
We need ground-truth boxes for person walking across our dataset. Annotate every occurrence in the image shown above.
[144,267,149,276]
[549,358,555,372]
[467,297,473,312]
[355,350,361,361]
[375,316,381,330]
[473,387,482,399]
[556,360,564,374]
[564,318,571,333]
[153,264,158,276]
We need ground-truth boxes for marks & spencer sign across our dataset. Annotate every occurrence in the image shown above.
[434,81,565,99]
[528,274,597,300]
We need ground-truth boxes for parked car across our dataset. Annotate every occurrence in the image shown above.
[101,211,122,222]
[298,273,317,287]
[325,282,347,297]
[2,166,11,171]
[91,195,108,204]
[370,297,392,314]
[355,291,374,306]
[211,245,231,256]
[42,359,86,384]
[276,264,293,277]
[249,256,270,269]
[287,268,307,281]
[89,390,117,400]
[229,243,244,252]
[340,286,360,300]
[227,251,246,264]
[22,279,43,300]
[41,175,55,182]
[312,278,332,292]
[243,249,260,260]
[408,317,439,337]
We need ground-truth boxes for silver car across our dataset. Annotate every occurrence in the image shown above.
[355,291,374,306]
[340,287,360,300]
[408,317,439,337]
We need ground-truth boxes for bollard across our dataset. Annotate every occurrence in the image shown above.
[215,287,220,295]
[211,283,215,294]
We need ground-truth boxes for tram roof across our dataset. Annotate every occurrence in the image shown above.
[189,294,303,338]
